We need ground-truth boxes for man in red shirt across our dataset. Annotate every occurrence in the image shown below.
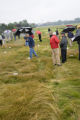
[50,32,61,66]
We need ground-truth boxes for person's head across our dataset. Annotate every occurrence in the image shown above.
[77,25,80,29]
[78,27,80,29]
[61,32,65,37]
[53,32,56,35]
[48,28,51,31]
[26,33,30,37]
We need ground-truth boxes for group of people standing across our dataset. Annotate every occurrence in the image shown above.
[0,34,5,46]
[0,30,17,46]
[50,26,80,66]
[23,26,80,63]
[1,26,80,64]
[50,31,68,66]
[24,28,68,62]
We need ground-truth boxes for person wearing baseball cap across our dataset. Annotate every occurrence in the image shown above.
[50,32,61,66]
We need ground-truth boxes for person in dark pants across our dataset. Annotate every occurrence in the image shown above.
[0,35,2,46]
[76,25,80,60]
[76,26,80,60]
[2,33,5,45]
[56,29,59,38]
[15,31,20,40]
[48,29,53,38]
[36,30,42,42]
[77,40,80,60]
[60,32,68,63]
[38,34,42,42]
[56,29,59,36]
[48,28,51,32]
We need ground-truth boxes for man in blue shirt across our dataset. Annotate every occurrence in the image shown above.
[26,34,37,59]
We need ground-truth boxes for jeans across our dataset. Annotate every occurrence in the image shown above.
[14,35,16,40]
[25,41,29,46]
[30,48,37,59]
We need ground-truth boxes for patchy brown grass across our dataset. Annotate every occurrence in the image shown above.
[0,27,80,120]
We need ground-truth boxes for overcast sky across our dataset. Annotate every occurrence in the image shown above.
[0,0,80,24]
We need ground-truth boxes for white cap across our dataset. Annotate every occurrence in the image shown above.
[53,32,56,35]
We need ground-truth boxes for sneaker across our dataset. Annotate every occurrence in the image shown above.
[27,57,31,60]
[57,64,62,66]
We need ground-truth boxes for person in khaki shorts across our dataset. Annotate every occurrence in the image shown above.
[50,32,61,66]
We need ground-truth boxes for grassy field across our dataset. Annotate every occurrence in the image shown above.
[0,26,80,120]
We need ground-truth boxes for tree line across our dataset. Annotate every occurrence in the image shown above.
[0,20,36,34]
[38,18,80,27]
[0,18,80,33]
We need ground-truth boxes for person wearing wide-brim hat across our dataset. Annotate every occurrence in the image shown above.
[60,32,68,63]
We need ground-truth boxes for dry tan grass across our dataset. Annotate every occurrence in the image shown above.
[0,27,80,120]
[0,81,61,120]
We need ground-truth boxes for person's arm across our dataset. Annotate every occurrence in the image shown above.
[55,36,60,43]
[50,37,52,45]
[24,36,27,39]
